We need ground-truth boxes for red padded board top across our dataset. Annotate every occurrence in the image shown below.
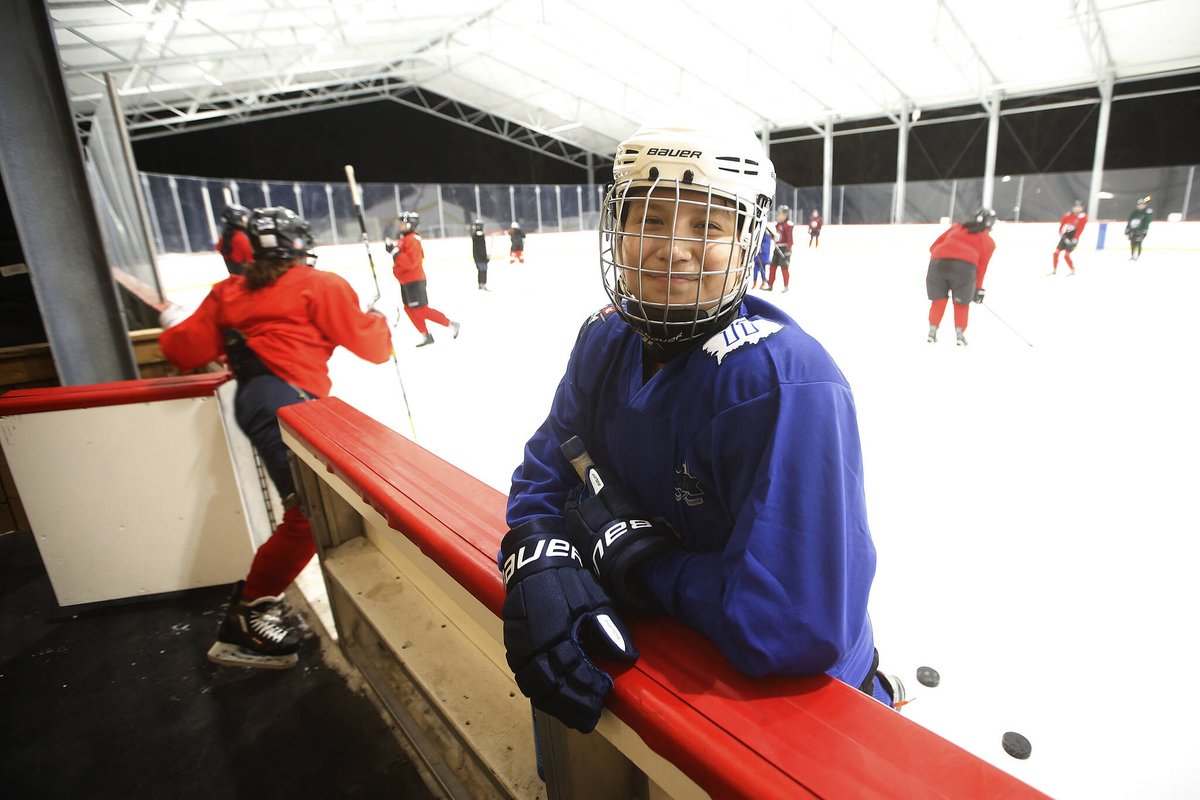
[280,398,1047,800]
[0,373,232,415]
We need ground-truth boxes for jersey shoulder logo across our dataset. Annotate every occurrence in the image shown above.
[702,316,783,365]
[674,463,705,507]
[586,304,619,326]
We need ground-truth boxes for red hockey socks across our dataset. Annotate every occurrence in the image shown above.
[1064,252,1074,269]
[929,298,948,326]
[242,506,316,599]
[1052,251,1060,270]
[953,302,970,331]
[405,306,451,334]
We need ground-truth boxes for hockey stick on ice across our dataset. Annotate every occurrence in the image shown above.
[345,164,418,440]
[980,301,1034,348]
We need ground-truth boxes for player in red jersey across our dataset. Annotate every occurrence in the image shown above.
[1050,200,1087,276]
[926,208,996,346]
[159,206,392,669]
[807,210,823,247]
[388,212,461,347]
[765,205,794,292]
[215,204,253,275]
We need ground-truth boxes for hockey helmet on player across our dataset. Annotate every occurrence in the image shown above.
[222,204,250,229]
[398,211,420,233]
[967,207,997,232]
[247,207,315,263]
[600,120,775,356]
[1072,199,1084,210]
[1137,195,1151,207]
[776,204,791,221]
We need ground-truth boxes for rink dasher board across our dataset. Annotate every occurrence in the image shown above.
[0,382,265,606]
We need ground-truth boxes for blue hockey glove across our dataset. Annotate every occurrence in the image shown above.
[500,517,638,733]
[561,443,679,617]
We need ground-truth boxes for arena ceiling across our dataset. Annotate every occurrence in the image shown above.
[48,0,1200,168]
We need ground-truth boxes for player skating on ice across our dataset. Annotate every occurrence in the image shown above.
[926,208,996,346]
[216,203,252,275]
[472,219,491,290]
[387,211,461,347]
[158,207,392,668]
[807,209,823,247]
[751,223,773,289]
[1050,199,1087,275]
[500,119,899,734]
[765,204,793,291]
[508,221,525,264]
[1125,195,1153,261]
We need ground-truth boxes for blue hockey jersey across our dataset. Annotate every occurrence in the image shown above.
[507,295,879,692]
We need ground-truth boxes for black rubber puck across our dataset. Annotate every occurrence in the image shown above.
[1002,731,1032,760]
[916,666,940,687]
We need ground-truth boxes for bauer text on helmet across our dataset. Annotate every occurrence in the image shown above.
[601,122,775,351]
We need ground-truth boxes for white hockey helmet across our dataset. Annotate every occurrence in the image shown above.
[600,121,775,356]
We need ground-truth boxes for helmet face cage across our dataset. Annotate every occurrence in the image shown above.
[400,211,419,232]
[249,207,315,263]
[600,176,771,347]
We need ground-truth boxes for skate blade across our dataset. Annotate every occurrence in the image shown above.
[207,641,298,670]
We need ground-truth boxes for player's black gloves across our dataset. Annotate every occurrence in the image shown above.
[562,451,679,617]
[500,517,638,733]
[384,238,396,254]
[973,288,985,304]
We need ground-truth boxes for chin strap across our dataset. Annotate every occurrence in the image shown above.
[637,300,744,363]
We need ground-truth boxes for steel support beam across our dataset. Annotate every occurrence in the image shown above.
[1087,72,1114,220]
[894,103,910,223]
[981,92,1001,211]
[822,120,834,222]
[0,0,137,384]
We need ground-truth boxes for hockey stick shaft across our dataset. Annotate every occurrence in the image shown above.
[344,163,418,440]
[344,164,383,305]
[980,301,1034,348]
[560,435,595,482]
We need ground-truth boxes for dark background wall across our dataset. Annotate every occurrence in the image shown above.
[126,76,1200,188]
[4,75,1199,348]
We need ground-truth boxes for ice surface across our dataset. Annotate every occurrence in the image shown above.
[159,222,1200,798]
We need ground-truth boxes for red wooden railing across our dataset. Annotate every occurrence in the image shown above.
[281,397,1048,800]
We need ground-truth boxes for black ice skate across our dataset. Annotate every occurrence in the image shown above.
[955,327,968,347]
[927,325,938,343]
[207,582,301,670]
[416,332,435,347]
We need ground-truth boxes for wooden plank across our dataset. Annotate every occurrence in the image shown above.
[323,539,545,800]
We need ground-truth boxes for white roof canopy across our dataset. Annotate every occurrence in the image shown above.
[50,0,1200,165]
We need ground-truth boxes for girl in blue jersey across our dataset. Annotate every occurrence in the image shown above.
[497,120,896,733]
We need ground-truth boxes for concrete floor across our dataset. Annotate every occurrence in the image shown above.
[0,528,437,800]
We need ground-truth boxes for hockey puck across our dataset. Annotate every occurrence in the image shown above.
[1001,731,1032,760]
[916,666,940,688]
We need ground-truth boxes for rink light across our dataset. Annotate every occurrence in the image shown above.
[1001,175,1011,182]
[1097,191,1115,199]
[548,122,583,133]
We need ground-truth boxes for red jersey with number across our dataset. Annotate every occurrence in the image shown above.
[1058,211,1087,238]
[160,266,391,397]
[775,220,794,249]
[392,232,426,285]
[929,224,996,289]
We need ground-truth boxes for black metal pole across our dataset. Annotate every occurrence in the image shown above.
[0,0,138,384]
